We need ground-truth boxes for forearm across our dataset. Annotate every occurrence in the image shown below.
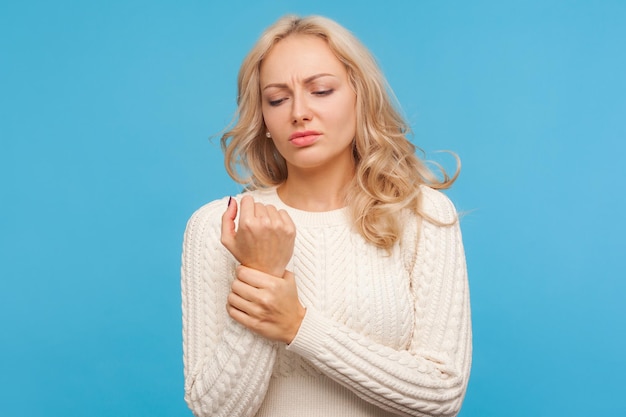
[285,191,472,416]
[184,319,277,417]
[287,306,470,417]
[182,200,278,417]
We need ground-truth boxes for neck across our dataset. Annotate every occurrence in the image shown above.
[278,162,355,212]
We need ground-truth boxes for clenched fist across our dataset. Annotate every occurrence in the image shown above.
[221,195,296,277]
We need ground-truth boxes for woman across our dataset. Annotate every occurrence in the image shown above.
[181,15,471,417]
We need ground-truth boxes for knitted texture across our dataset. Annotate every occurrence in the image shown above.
[181,186,472,417]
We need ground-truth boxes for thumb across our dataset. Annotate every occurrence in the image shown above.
[220,197,238,250]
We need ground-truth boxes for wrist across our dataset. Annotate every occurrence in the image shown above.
[285,304,306,344]
[269,267,286,278]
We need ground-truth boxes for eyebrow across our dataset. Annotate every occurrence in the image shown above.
[262,73,335,91]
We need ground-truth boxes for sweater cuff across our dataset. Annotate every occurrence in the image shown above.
[286,307,329,360]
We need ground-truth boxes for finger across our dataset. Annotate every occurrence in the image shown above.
[220,197,238,248]
[278,209,296,235]
[227,301,254,327]
[254,202,269,220]
[231,274,261,298]
[236,265,275,288]
[239,195,255,223]
[227,303,267,335]
[227,290,258,316]
[265,204,282,225]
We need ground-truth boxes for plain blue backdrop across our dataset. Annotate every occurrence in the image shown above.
[1,1,625,416]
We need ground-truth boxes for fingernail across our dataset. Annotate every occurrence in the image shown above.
[227,196,232,208]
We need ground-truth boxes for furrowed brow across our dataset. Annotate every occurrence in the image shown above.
[262,73,335,91]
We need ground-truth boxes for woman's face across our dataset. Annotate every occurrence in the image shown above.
[260,35,357,174]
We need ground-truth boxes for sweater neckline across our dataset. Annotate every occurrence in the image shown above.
[248,187,350,227]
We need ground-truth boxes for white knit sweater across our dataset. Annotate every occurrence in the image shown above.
[181,186,472,417]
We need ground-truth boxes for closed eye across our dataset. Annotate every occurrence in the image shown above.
[268,98,287,106]
[313,89,333,96]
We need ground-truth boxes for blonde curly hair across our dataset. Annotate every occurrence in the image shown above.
[221,15,458,249]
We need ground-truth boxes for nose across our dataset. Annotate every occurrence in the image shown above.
[291,92,312,124]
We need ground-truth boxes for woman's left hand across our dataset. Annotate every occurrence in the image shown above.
[227,265,305,344]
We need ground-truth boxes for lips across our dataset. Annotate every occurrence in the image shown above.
[289,130,321,147]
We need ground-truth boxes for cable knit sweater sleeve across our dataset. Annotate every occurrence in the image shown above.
[286,188,472,417]
[181,197,277,417]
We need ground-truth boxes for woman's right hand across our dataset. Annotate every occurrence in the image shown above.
[220,195,296,277]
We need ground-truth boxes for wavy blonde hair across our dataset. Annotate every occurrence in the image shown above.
[221,15,458,249]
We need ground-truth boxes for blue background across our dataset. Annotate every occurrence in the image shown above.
[1,1,625,416]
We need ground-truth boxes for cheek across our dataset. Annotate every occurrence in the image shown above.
[323,95,353,122]
[262,107,291,136]
[261,107,272,128]
[335,97,357,134]
[262,105,279,126]
[337,90,357,119]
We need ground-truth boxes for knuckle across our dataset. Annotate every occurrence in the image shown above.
[283,228,296,240]
[266,281,280,294]
[226,292,236,304]
[251,317,265,330]
[258,293,273,308]
[240,218,254,229]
